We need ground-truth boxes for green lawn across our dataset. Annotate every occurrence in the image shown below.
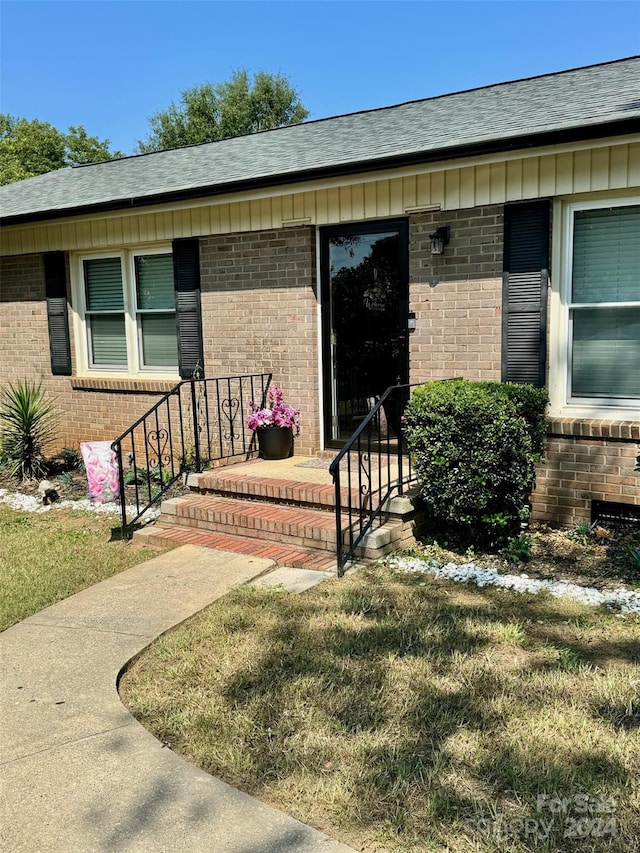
[0,505,157,630]
[120,563,640,853]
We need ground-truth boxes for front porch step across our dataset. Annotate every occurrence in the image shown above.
[132,458,424,572]
[191,469,362,512]
[157,494,406,557]
[134,524,338,572]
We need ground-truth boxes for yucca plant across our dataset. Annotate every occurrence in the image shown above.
[0,380,59,480]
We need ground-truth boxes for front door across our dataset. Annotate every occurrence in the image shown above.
[320,220,409,445]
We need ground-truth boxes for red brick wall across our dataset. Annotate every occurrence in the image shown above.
[199,226,319,454]
[2,222,638,527]
[408,206,503,382]
[0,229,319,458]
[532,421,640,526]
[407,206,639,527]
[0,254,173,450]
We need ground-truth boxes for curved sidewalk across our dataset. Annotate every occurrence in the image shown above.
[0,545,355,853]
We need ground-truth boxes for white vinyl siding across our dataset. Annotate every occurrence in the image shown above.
[3,139,638,258]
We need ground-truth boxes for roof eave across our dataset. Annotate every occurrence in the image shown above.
[1,118,637,228]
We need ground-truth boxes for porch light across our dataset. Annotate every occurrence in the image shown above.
[429,226,450,255]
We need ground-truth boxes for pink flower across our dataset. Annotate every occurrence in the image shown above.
[246,385,300,433]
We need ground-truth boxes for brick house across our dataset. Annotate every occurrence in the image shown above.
[1,57,639,527]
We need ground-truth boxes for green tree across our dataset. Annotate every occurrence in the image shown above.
[137,69,309,153]
[0,115,122,185]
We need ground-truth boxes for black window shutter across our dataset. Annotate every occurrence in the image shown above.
[43,251,72,376]
[501,200,551,387]
[172,238,204,379]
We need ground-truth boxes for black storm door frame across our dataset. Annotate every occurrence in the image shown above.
[320,219,409,447]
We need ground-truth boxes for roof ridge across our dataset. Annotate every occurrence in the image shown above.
[72,55,640,169]
[3,56,638,226]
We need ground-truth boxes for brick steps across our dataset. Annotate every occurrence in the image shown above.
[134,524,338,572]
[193,470,361,511]
[134,462,421,572]
[158,495,403,555]
[163,495,338,550]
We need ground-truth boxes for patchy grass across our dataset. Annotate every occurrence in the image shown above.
[0,505,158,630]
[120,563,640,853]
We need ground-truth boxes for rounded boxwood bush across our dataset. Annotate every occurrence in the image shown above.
[404,379,548,548]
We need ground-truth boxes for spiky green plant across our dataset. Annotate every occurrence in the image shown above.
[0,381,58,480]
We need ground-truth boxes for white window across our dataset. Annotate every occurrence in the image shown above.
[73,248,179,375]
[550,198,640,416]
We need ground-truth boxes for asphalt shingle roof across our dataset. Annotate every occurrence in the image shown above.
[2,57,639,224]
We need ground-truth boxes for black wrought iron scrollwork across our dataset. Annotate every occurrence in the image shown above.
[330,383,420,576]
[111,373,272,541]
[221,397,241,441]
[359,451,372,497]
[147,429,170,469]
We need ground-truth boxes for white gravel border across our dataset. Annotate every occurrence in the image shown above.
[388,555,640,614]
[0,489,160,522]
[3,485,637,613]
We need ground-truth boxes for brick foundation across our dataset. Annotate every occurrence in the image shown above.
[532,420,640,526]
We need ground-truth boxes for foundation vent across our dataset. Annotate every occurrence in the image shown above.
[591,500,640,531]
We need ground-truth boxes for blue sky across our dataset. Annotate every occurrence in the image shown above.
[1,0,638,155]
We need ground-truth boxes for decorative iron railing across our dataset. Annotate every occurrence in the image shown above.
[111,373,272,540]
[329,383,419,576]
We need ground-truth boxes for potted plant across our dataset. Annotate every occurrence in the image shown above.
[246,385,300,460]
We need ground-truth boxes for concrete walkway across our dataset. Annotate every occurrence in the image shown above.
[0,546,355,853]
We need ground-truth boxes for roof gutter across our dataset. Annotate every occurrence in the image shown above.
[1,119,638,228]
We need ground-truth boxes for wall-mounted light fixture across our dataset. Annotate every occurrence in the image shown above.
[429,226,450,255]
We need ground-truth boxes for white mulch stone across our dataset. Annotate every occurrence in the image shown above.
[0,489,160,522]
[388,555,640,615]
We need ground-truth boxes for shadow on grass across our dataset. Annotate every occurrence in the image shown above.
[126,565,639,852]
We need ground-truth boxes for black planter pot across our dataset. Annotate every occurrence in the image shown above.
[257,427,293,460]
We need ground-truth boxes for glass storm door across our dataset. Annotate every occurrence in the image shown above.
[320,220,409,444]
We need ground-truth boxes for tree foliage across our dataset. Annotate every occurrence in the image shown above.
[137,69,309,153]
[0,115,122,185]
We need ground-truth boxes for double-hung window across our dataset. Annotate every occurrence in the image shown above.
[557,199,640,411]
[77,248,179,374]
[133,253,178,369]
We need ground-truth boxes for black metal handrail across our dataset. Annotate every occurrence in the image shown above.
[111,373,272,540]
[329,382,420,576]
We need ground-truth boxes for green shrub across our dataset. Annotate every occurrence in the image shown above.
[49,445,84,474]
[404,379,548,548]
[0,380,59,481]
[122,465,172,486]
[59,446,83,471]
[507,533,533,563]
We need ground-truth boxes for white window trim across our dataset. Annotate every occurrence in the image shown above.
[549,195,640,421]
[70,245,180,380]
